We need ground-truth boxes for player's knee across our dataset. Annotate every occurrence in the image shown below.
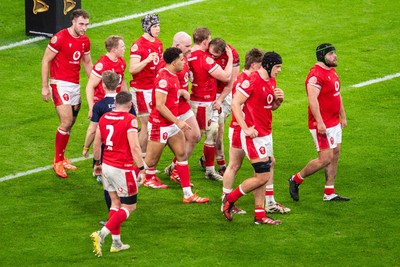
[205,123,218,145]
[230,162,242,173]
[319,151,333,166]
[189,129,201,143]
[270,156,276,167]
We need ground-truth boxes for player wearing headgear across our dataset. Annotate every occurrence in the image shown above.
[129,14,164,184]
[288,43,350,202]
[222,51,287,225]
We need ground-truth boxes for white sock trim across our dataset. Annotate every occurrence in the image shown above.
[121,207,130,219]
[239,184,246,195]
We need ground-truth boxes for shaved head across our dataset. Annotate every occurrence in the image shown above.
[172,31,192,56]
[173,31,191,46]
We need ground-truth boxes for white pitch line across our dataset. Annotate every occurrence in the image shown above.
[0,156,90,183]
[0,0,206,52]
[350,72,400,88]
[0,36,46,51]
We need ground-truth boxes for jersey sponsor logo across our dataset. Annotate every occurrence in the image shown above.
[50,36,57,44]
[241,79,250,89]
[266,94,274,104]
[206,57,214,65]
[153,55,160,65]
[158,79,167,88]
[334,81,340,91]
[95,63,103,71]
[72,51,81,61]
[259,146,266,155]
[131,44,138,52]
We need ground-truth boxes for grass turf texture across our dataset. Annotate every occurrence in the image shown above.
[0,0,399,266]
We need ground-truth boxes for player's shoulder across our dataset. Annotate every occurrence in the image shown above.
[49,29,67,46]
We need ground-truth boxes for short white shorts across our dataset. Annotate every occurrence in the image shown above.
[102,163,138,197]
[190,100,213,131]
[241,133,273,160]
[147,122,181,144]
[178,109,195,122]
[130,87,152,116]
[310,123,342,151]
[50,79,81,106]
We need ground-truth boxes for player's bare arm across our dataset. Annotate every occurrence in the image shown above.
[82,53,93,77]
[41,47,57,102]
[214,65,239,110]
[82,121,98,158]
[128,130,145,169]
[85,74,101,119]
[231,90,258,138]
[339,95,347,128]
[92,127,103,175]
[307,84,326,134]
[129,52,157,75]
[155,91,191,132]
[120,78,128,92]
[179,89,190,102]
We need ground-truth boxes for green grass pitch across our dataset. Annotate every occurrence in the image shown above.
[0,0,399,266]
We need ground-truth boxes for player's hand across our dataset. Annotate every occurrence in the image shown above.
[145,52,158,64]
[212,99,222,110]
[274,88,284,103]
[244,125,258,138]
[225,45,233,59]
[42,86,51,102]
[82,146,90,158]
[179,89,190,101]
[317,121,327,134]
[137,171,145,187]
[93,164,102,176]
[176,120,192,132]
[340,118,347,129]
[87,109,93,120]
